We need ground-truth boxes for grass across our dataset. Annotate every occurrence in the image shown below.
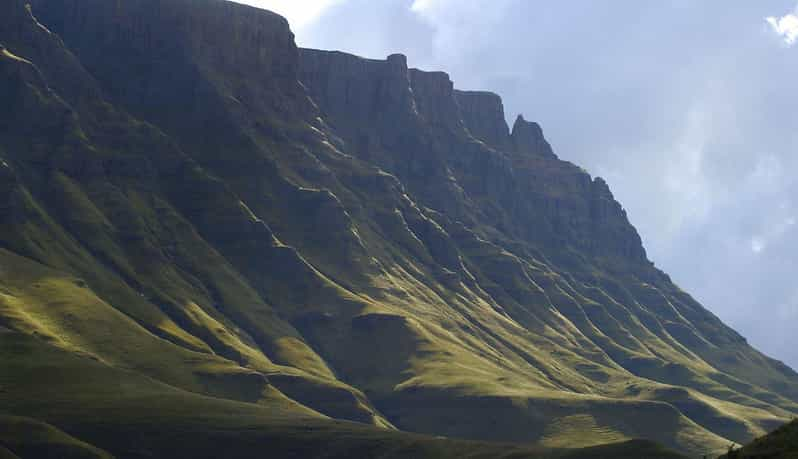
[721,419,798,458]
[0,416,113,459]
[0,329,689,459]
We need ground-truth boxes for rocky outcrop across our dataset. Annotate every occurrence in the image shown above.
[589,176,648,262]
[409,69,466,134]
[299,49,417,146]
[510,114,556,159]
[455,90,511,149]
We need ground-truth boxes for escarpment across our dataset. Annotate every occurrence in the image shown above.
[455,89,511,149]
[0,1,795,458]
[300,50,649,266]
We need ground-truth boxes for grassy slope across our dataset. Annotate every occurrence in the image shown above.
[0,329,689,459]
[0,416,113,459]
[0,3,393,431]
[720,420,798,458]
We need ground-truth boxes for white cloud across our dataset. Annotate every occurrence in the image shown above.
[410,0,432,13]
[766,6,798,46]
[659,104,712,235]
[409,0,511,25]
[751,236,765,253]
[234,0,343,35]
[748,214,796,254]
[775,290,798,319]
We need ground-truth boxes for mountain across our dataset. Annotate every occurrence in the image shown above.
[0,0,796,457]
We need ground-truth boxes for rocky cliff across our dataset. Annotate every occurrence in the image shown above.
[0,1,796,458]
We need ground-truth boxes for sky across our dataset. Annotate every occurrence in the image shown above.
[244,0,798,370]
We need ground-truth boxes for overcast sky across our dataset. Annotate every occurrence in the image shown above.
[242,0,798,370]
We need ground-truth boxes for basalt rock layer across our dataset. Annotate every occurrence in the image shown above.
[0,1,796,458]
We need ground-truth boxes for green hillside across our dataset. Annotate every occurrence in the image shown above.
[0,328,686,457]
[0,0,795,457]
[720,420,798,458]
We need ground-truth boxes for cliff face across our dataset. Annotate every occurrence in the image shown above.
[510,114,556,158]
[455,89,511,149]
[0,1,796,458]
[299,48,647,266]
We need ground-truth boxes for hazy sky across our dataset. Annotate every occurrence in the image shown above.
[243,0,798,370]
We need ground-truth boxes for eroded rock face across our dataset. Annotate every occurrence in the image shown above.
[299,49,418,143]
[29,0,307,165]
[589,176,648,261]
[511,114,556,159]
[455,90,511,149]
[299,49,646,265]
[31,0,296,82]
[409,69,466,134]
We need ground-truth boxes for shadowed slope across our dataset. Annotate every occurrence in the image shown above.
[721,420,798,458]
[0,416,113,459]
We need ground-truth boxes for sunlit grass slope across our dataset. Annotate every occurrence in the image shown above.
[0,329,691,458]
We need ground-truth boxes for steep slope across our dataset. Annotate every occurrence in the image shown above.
[0,0,795,457]
[0,0,395,430]
[722,419,798,458]
[297,48,798,449]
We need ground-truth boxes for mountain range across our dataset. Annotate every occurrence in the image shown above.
[1,0,796,457]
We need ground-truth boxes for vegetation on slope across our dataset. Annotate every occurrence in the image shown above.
[0,328,691,458]
[0,416,113,459]
[720,419,798,458]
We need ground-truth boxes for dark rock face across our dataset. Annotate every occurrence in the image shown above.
[511,114,556,158]
[300,50,646,265]
[0,1,797,458]
[455,90,511,149]
[299,49,417,145]
[298,48,466,216]
[29,0,306,169]
[409,69,466,134]
[0,158,22,223]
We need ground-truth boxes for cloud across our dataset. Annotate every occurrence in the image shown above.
[410,0,432,13]
[766,7,798,46]
[748,215,796,254]
[233,0,343,34]
[751,236,765,253]
[407,0,513,55]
